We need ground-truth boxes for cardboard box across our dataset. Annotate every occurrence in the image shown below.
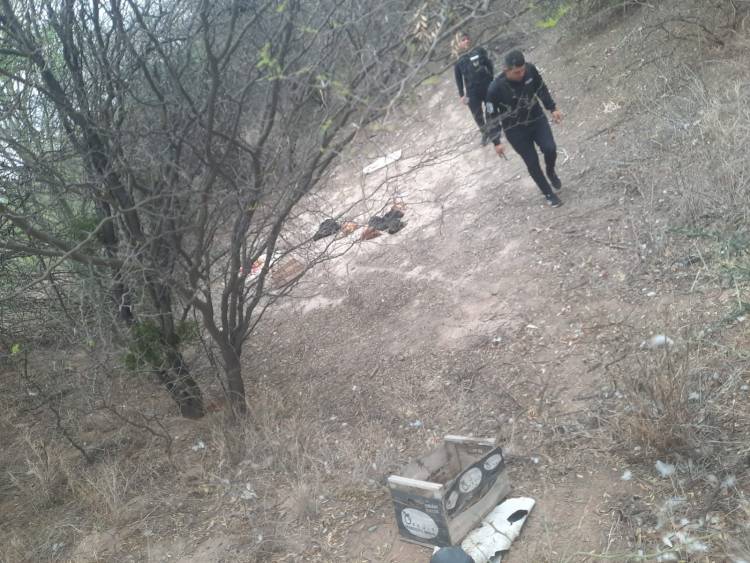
[387,435,510,548]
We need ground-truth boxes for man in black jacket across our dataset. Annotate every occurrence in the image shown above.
[486,50,564,208]
[454,33,494,145]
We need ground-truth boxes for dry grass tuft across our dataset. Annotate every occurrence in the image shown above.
[8,432,70,509]
[67,457,138,523]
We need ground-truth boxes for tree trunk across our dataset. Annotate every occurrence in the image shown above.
[151,281,205,418]
[222,347,247,419]
[94,200,135,325]
[113,279,134,324]
[159,350,205,419]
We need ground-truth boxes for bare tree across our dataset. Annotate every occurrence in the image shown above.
[0,0,524,419]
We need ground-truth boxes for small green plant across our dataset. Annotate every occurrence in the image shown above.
[123,320,198,371]
[537,4,570,28]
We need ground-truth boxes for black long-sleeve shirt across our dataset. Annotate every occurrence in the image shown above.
[485,63,556,144]
[454,47,494,98]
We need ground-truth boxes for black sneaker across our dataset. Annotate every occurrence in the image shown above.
[545,192,563,208]
[547,169,562,190]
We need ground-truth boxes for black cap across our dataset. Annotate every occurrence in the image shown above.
[430,547,475,563]
[504,49,525,68]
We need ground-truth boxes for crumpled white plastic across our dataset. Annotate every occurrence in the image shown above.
[460,497,535,563]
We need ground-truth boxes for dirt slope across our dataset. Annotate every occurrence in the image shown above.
[3,3,749,562]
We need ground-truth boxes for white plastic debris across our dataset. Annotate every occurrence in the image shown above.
[662,531,710,555]
[640,335,674,350]
[602,101,621,114]
[240,484,257,500]
[191,440,206,451]
[362,150,402,174]
[721,475,737,489]
[687,539,709,553]
[655,460,675,478]
[460,497,535,563]
[621,469,633,481]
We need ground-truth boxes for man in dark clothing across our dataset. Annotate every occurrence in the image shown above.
[454,33,494,145]
[486,50,564,208]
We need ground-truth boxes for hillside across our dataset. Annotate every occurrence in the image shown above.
[2,1,750,561]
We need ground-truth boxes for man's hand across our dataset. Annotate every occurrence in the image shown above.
[461,96,468,105]
[494,143,507,159]
[551,109,563,124]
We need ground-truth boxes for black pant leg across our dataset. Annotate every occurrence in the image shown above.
[506,125,553,196]
[532,117,557,173]
[467,95,485,130]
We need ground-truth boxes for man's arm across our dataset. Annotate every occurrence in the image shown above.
[530,64,556,111]
[530,64,562,123]
[454,63,465,97]
[485,83,505,145]
[479,48,494,78]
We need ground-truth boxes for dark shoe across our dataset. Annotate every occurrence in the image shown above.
[545,192,563,208]
[547,169,562,190]
[480,132,489,146]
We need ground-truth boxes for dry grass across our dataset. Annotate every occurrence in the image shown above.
[67,458,138,523]
[7,432,70,510]
[564,6,750,556]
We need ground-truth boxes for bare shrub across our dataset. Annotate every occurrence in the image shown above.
[67,458,137,523]
[8,433,70,509]
[610,351,700,458]
[571,0,642,33]
[610,341,750,460]
[674,75,750,226]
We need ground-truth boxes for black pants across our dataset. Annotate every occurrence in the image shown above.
[504,117,557,196]
[467,84,490,133]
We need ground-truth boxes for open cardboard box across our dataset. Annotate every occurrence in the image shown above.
[387,435,511,548]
